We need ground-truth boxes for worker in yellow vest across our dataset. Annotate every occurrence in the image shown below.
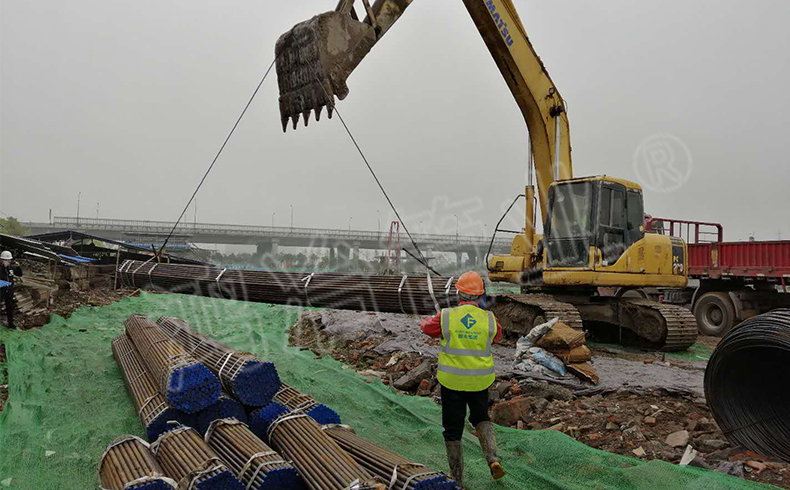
[420,270,505,487]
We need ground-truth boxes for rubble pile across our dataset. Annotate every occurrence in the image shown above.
[287,309,790,488]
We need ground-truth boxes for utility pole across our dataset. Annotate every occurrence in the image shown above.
[453,214,459,241]
[96,202,100,220]
[290,204,294,233]
[77,192,81,224]
[377,210,381,235]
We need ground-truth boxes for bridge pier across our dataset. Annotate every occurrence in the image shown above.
[456,252,462,268]
[255,239,279,266]
[353,242,360,261]
[337,245,350,271]
[329,247,336,267]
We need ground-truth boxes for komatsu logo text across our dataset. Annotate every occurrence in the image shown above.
[485,0,515,47]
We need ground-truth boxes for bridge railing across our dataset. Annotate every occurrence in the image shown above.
[51,217,513,247]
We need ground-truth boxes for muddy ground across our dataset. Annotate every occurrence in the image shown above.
[289,309,790,489]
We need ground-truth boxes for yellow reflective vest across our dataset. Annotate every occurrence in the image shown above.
[437,304,496,392]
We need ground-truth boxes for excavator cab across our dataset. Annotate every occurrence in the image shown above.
[490,176,686,289]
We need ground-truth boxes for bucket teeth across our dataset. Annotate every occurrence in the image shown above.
[275,11,376,132]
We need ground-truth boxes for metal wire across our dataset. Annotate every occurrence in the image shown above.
[704,308,790,462]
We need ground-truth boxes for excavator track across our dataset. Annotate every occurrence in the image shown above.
[489,293,583,338]
[624,299,698,351]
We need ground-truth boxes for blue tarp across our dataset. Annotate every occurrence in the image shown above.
[56,254,97,263]
[0,280,11,288]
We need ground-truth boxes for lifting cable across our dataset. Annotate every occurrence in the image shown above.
[157,45,436,276]
[155,59,277,259]
[326,100,439,275]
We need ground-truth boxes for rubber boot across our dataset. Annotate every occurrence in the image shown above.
[476,422,506,480]
[445,440,465,488]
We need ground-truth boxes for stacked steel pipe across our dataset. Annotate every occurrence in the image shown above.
[705,309,790,463]
[196,393,248,436]
[125,314,221,413]
[112,334,192,441]
[272,383,341,425]
[157,316,281,407]
[253,403,383,490]
[119,260,458,315]
[150,426,245,490]
[98,435,177,490]
[205,418,304,490]
[323,425,459,490]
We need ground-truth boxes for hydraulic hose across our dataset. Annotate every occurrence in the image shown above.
[704,309,790,462]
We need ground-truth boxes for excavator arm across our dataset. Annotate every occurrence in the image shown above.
[276,0,572,227]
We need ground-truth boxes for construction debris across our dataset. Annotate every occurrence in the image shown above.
[513,318,598,385]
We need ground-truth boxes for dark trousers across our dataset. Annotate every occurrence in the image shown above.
[440,384,490,442]
[1,287,14,328]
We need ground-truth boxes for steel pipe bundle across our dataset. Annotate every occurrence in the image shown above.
[112,334,193,441]
[272,383,341,426]
[322,425,459,490]
[705,309,790,463]
[150,425,244,490]
[157,316,281,407]
[119,260,458,316]
[196,393,248,436]
[253,403,383,490]
[205,418,304,490]
[125,314,221,413]
[98,435,177,490]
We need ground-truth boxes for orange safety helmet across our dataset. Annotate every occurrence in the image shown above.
[456,271,485,296]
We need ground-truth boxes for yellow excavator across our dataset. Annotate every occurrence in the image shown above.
[275,0,697,350]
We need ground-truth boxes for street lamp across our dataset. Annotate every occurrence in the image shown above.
[377,210,381,234]
[453,214,459,239]
[419,220,424,234]
[290,205,294,232]
[348,216,353,230]
[271,212,275,228]
[76,192,81,224]
[96,202,99,220]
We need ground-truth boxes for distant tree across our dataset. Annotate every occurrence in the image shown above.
[0,217,30,237]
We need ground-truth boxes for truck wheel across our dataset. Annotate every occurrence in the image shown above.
[694,292,736,337]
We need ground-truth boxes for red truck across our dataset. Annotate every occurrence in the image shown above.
[644,218,790,336]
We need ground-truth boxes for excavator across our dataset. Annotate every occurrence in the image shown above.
[275,0,698,350]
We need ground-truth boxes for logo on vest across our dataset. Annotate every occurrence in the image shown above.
[460,314,477,329]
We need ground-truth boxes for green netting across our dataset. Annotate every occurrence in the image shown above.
[588,341,714,362]
[0,292,773,489]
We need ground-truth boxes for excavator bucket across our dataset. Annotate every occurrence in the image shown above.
[275,11,377,131]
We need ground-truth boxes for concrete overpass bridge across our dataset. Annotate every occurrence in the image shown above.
[27,217,514,266]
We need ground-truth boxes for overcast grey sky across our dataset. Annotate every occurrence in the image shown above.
[1,0,789,241]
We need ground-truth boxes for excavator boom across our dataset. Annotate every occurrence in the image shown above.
[275,0,572,225]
